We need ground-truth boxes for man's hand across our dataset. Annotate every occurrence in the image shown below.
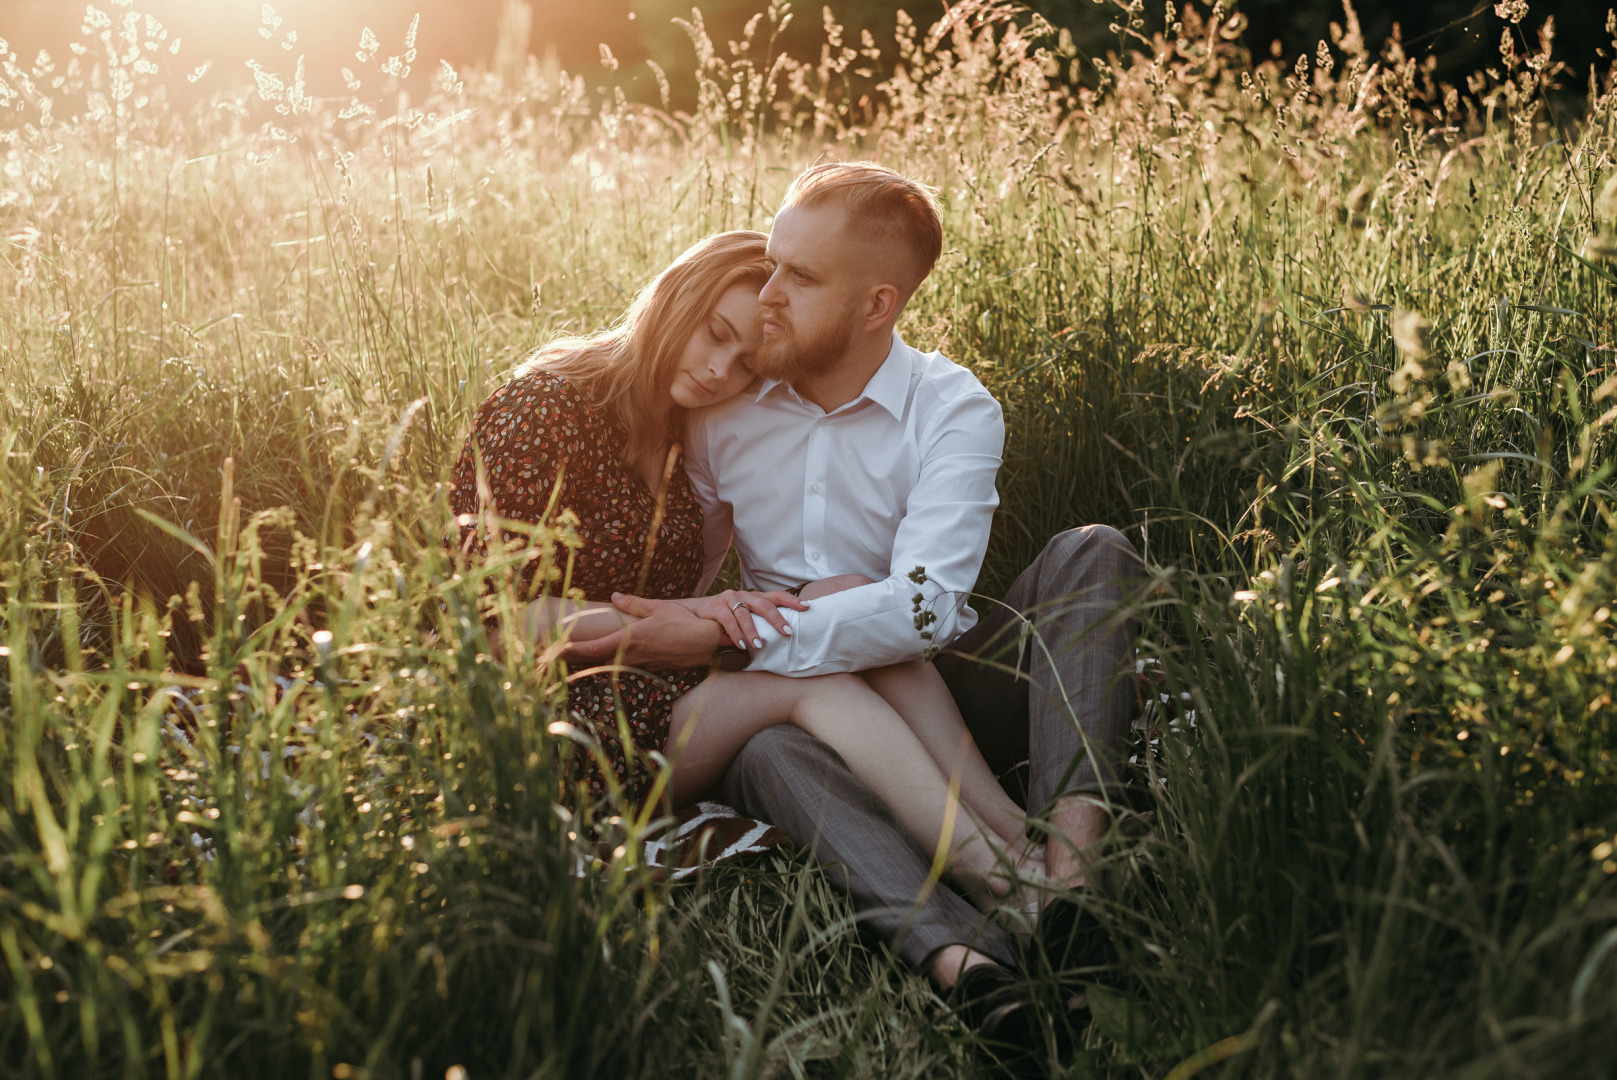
[562,593,728,670]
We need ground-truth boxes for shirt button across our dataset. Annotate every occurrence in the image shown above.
[810,551,821,561]
[816,418,828,427]
[810,484,820,494]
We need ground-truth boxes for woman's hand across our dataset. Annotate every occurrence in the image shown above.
[676,589,810,650]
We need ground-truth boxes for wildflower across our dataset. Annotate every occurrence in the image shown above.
[1494,1,1529,25]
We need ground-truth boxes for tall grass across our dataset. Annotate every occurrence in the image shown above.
[2,0,1616,1075]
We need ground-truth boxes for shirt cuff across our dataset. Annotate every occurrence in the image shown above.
[744,607,799,675]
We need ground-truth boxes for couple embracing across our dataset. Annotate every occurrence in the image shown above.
[449,162,1142,1041]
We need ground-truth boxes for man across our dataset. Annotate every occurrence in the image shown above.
[568,163,1142,1031]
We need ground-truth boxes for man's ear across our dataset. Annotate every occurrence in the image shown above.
[862,282,902,331]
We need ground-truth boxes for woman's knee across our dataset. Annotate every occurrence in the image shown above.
[786,673,881,730]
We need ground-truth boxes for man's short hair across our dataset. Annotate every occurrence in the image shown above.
[780,162,944,293]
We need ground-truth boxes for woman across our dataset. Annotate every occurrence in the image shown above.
[449,231,1036,906]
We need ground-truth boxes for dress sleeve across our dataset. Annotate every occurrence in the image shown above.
[448,374,590,579]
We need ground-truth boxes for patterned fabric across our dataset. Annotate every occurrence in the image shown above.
[449,370,709,806]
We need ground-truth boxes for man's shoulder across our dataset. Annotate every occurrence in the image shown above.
[685,384,760,438]
[904,344,1002,417]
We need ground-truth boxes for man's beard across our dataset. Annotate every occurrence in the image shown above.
[754,304,861,383]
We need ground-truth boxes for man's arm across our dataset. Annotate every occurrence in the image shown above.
[745,389,1004,676]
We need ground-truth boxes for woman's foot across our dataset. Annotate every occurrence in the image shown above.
[955,835,1052,928]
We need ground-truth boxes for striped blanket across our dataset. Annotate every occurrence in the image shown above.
[643,801,790,880]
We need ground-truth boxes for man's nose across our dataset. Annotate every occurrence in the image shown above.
[759,272,784,308]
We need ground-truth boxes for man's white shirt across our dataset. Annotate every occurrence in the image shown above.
[685,332,1004,676]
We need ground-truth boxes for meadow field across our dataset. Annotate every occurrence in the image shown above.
[3,0,1617,1076]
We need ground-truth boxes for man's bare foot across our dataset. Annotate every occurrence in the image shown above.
[950,833,1050,918]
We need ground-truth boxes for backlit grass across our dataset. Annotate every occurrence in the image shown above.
[2,1,1616,1076]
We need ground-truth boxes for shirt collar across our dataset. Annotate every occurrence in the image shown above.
[753,333,912,421]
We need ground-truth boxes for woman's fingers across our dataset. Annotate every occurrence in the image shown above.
[712,591,755,648]
[712,590,784,648]
[706,590,807,648]
[762,589,811,611]
[716,590,764,648]
[734,606,764,648]
[741,595,791,638]
[714,604,747,648]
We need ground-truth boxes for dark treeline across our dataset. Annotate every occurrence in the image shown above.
[1,2,1604,111]
[582,0,1609,114]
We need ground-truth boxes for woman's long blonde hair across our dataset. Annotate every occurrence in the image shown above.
[516,230,771,465]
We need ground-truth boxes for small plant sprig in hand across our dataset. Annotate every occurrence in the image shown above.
[908,565,940,661]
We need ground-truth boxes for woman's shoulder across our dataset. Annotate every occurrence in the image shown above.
[497,367,583,406]
[479,368,596,426]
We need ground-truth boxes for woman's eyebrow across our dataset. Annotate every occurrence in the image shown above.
[714,311,737,336]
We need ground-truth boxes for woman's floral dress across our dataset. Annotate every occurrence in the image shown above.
[448,370,708,806]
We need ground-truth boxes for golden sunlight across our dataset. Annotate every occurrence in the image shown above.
[0,0,650,97]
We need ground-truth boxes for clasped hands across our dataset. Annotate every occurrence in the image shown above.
[561,588,809,670]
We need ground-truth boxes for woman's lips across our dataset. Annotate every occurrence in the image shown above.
[688,374,716,397]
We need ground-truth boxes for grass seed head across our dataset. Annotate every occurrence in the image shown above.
[1338,181,1372,228]
[1391,308,1432,360]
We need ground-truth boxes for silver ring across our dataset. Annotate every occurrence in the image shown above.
[730,601,748,613]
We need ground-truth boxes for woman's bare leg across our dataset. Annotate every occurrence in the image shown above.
[776,577,1036,869]
[667,670,1020,903]
[861,660,1031,852]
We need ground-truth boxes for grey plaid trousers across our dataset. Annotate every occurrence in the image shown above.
[715,525,1143,970]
